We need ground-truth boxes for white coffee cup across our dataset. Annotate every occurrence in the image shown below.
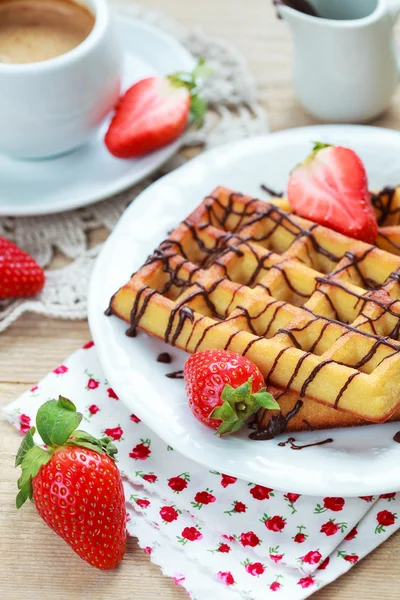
[0,0,121,159]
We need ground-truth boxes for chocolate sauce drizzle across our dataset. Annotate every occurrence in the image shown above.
[108,189,400,420]
[333,372,360,409]
[371,186,400,253]
[104,291,117,317]
[249,400,303,440]
[371,187,398,226]
[157,352,172,364]
[378,231,400,253]
[165,370,184,379]
[127,288,157,337]
[278,436,333,450]
[260,183,284,198]
[393,431,400,443]
[167,306,195,346]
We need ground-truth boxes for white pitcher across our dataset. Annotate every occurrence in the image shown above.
[277,0,400,122]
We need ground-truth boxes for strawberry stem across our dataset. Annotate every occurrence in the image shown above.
[210,378,280,436]
[167,58,212,127]
[312,141,331,152]
[298,141,332,168]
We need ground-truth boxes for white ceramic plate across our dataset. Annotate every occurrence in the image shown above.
[89,125,400,496]
[0,16,194,216]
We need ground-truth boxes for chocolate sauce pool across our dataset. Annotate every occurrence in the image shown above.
[249,400,303,440]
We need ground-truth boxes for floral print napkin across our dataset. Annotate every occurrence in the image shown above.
[4,342,400,599]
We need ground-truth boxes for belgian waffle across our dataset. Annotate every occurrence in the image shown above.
[109,187,400,432]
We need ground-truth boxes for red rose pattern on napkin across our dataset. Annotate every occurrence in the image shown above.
[4,343,400,599]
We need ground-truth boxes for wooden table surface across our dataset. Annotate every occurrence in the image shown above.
[1,0,400,598]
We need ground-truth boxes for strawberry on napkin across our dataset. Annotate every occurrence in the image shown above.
[4,342,400,599]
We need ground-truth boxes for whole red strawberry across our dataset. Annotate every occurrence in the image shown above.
[105,59,211,159]
[0,237,45,299]
[16,396,126,570]
[184,350,279,435]
[287,143,378,243]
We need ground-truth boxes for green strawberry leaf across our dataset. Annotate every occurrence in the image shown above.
[215,420,237,436]
[17,446,51,489]
[36,396,82,447]
[190,94,207,127]
[313,141,331,152]
[57,395,76,412]
[300,141,332,168]
[70,430,103,444]
[15,427,35,467]
[211,401,238,424]
[16,445,51,508]
[232,380,252,403]
[67,440,106,454]
[296,141,333,172]
[216,417,243,437]
[228,420,245,434]
[251,390,280,410]
[67,432,119,461]
[211,379,280,436]
[192,58,213,79]
[167,58,211,129]
[104,441,118,460]
[16,485,31,509]
[220,384,237,404]
[100,436,113,446]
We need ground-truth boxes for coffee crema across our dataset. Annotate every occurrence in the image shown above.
[0,0,95,64]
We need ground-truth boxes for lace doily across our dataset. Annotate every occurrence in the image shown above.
[0,2,268,333]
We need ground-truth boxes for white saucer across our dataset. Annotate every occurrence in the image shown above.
[89,125,400,496]
[0,16,194,217]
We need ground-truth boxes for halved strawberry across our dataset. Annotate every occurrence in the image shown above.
[287,143,378,243]
[105,60,210,159]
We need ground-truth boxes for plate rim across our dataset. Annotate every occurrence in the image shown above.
[0,14,194,217]
[89,124,400,496]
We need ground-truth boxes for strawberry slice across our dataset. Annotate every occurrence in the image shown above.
[105,60,211,159]
[287,143,378,243]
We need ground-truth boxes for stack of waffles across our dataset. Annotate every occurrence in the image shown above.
[109,186,400,433]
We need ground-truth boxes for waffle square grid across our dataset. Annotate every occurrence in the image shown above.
[110,187,400,428]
